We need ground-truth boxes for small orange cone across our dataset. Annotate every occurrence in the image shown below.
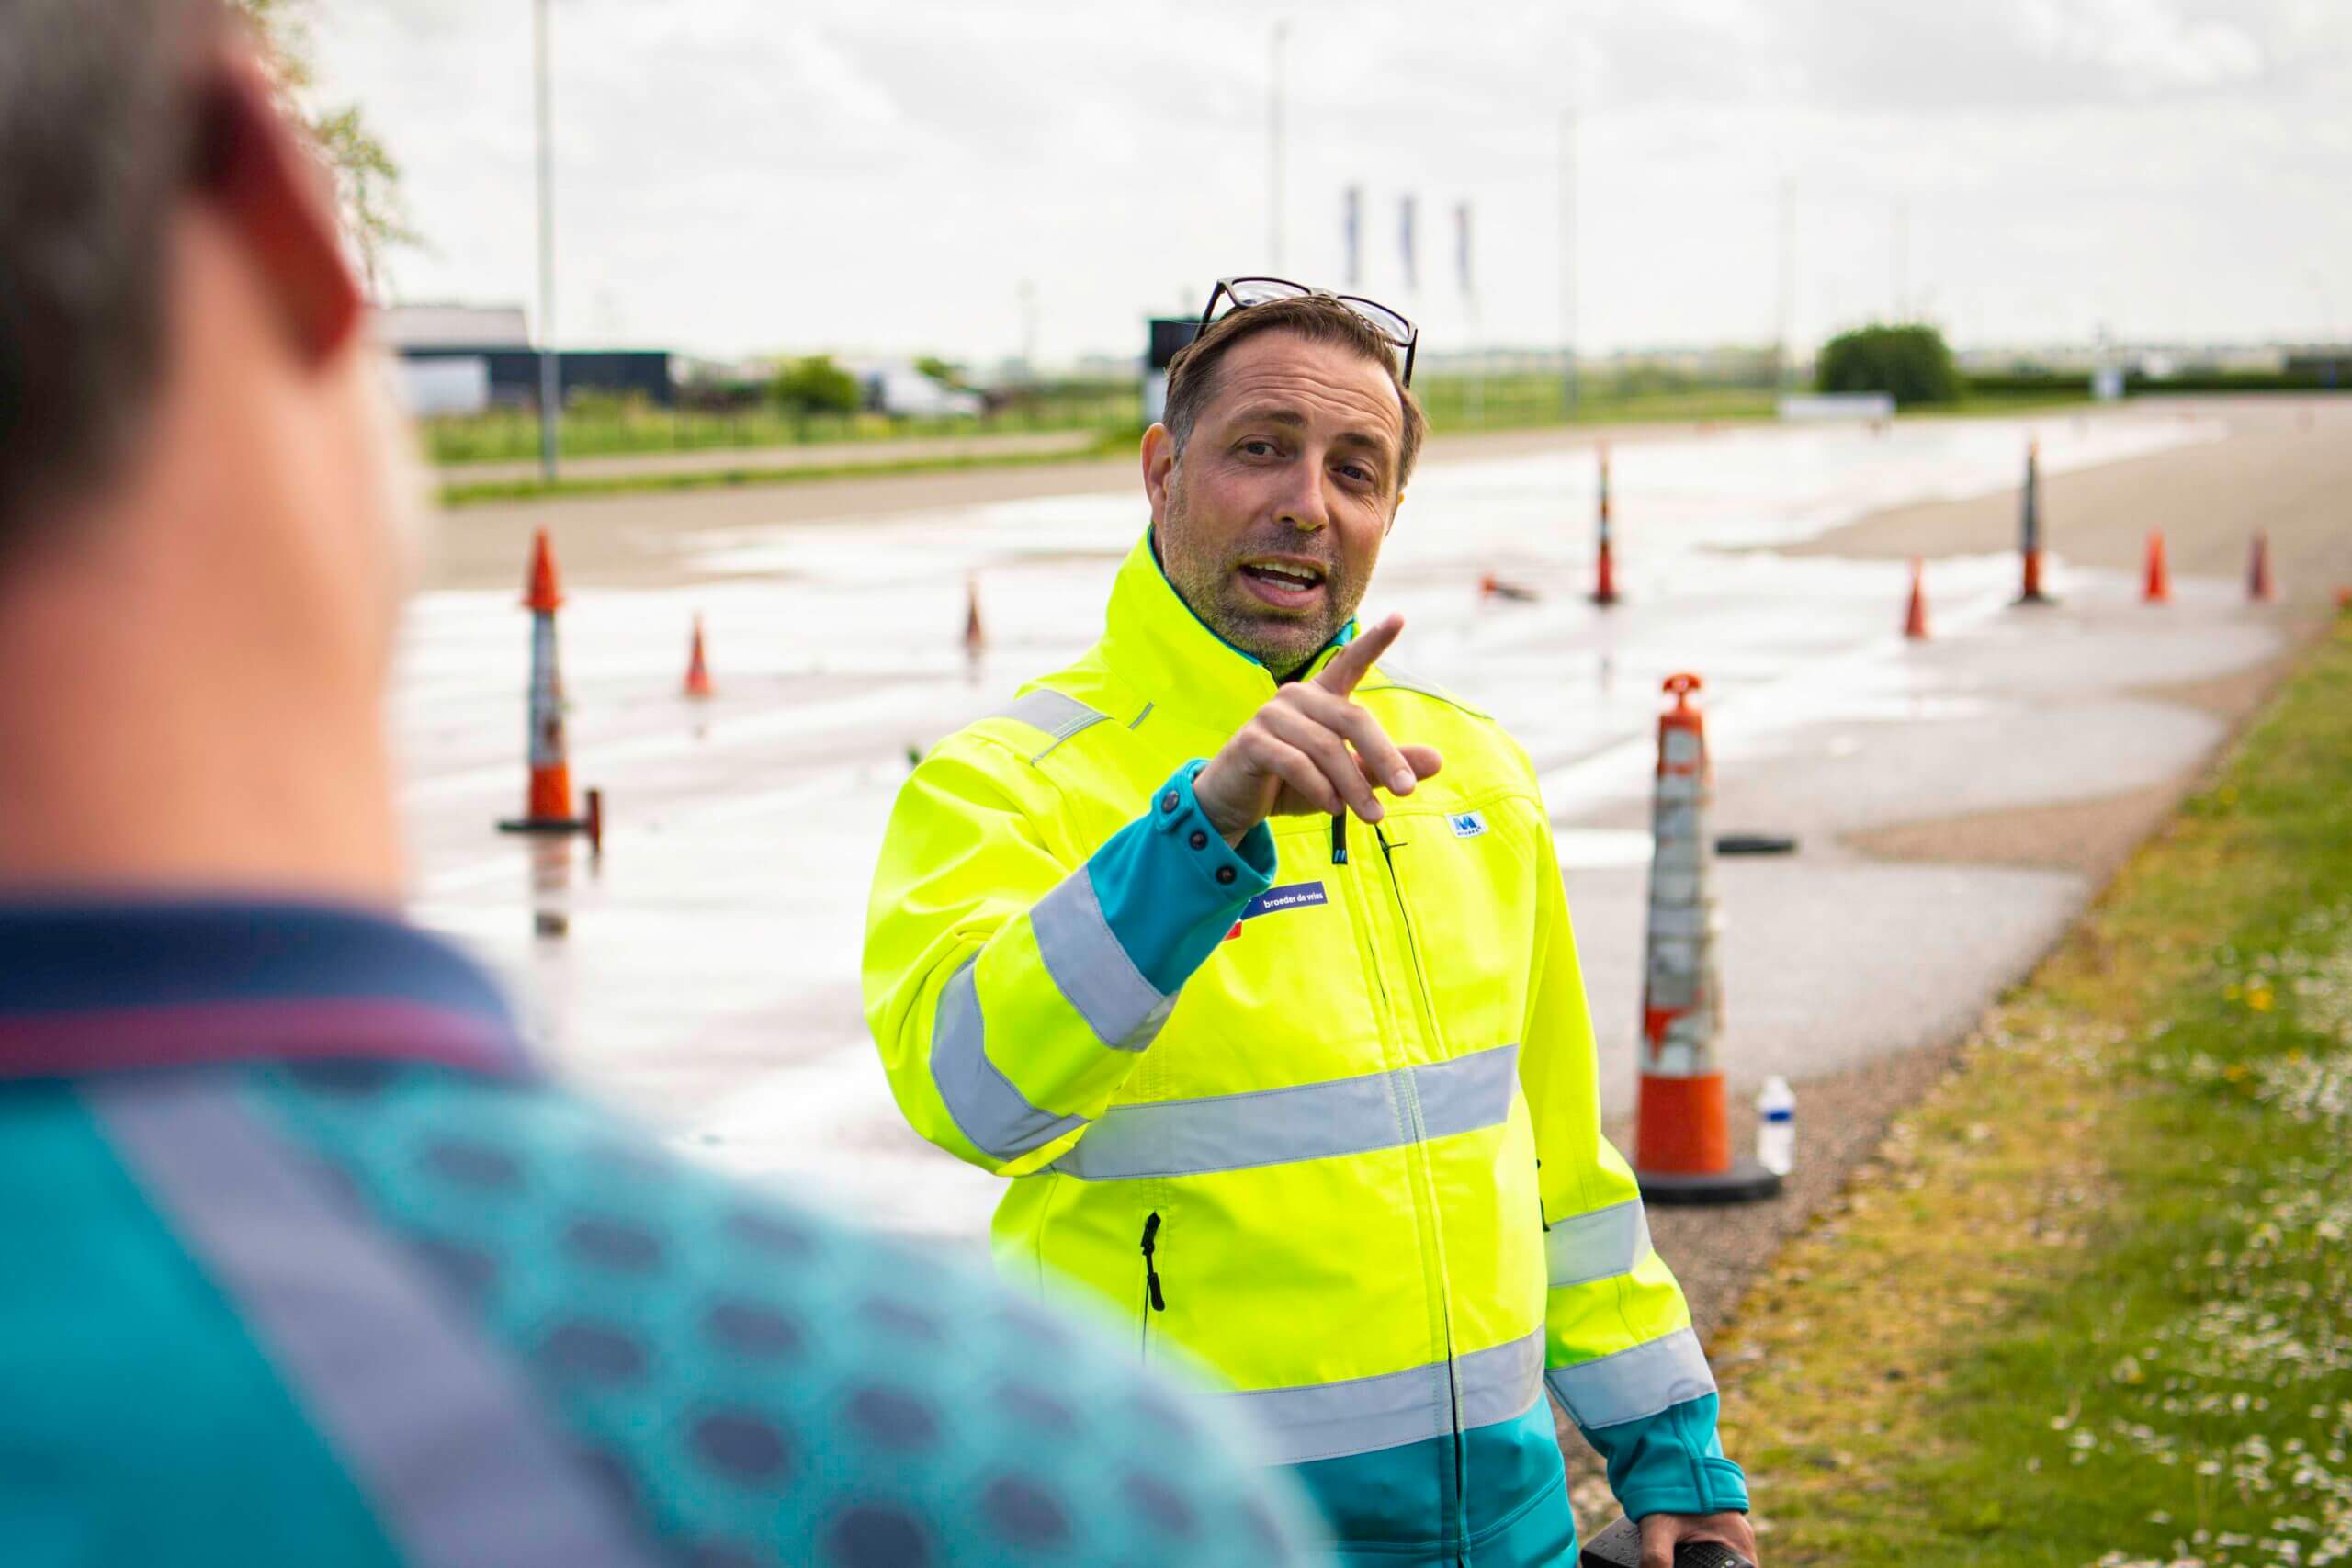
[684,615,715,697]
[2144,531,2172,604]
[499,528,590,836]
[1904,558,1930,640]
[2335,586,2350,615]
[963,575,985,658]
[2246,532,2276,604]
[1480,572,1537,604]
[1634,673,1781,1206]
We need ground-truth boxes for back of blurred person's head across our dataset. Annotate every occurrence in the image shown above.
[0,0,422,900]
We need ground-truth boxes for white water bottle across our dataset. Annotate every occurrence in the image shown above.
[1756,1076,1795,1177]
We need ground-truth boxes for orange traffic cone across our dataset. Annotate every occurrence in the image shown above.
[2247,532,2276,604]
[1904,558,1930,640]
[498,528,589,836]
[2144,531,2172,604]
[684,615,715,697]
[1634,673,1781,1205]
[1591,443,1620,607]
[1480,572,1537,604]
[963,575,985,658]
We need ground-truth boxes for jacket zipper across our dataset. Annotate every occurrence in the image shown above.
[1138,1211,1166,1359]
[1375,821,1471,1559]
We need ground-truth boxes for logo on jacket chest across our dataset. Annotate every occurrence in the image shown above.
[1224,881,1329,941]
[1448,810,1488,838]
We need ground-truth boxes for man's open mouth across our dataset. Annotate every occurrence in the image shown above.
[1238,558,1329,608]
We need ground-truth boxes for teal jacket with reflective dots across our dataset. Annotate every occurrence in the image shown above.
[0,896,1328,1567]
[865,533,1749,1564]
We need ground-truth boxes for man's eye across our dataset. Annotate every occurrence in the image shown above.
[1241,440,1277,457]
[1339,463,1374,484]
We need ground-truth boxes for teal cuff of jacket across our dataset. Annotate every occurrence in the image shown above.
[1085,761,1276,995]
[1580,1393,1750,1521]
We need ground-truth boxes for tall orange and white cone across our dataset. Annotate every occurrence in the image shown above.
[2015,439,2054,605]
[1590,443,1620,607]
[498,528,589,836]
[1634,673,1781,1205]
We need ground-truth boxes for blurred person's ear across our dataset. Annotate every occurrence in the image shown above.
[187,52,363,368]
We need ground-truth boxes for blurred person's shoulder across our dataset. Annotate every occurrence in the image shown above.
[239,1059,1326,1566]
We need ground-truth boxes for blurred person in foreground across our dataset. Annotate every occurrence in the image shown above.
[0,4,1327,1563]
[866,283,1758,1566]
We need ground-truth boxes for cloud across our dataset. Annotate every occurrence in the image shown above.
[310,0,2352,358]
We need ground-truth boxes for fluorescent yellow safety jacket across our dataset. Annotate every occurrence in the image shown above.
[865,534,1747,1564]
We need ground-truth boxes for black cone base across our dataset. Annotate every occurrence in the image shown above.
[1635,1158,1784,1206]
[498,815,588,836]
[2012,591,2059,607]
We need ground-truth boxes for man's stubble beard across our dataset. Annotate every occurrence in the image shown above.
[1159,468,1363,678]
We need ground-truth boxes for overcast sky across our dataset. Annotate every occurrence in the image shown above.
[311,0,2352,367]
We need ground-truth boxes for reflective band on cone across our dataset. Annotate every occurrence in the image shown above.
[1632,672,1781,1205]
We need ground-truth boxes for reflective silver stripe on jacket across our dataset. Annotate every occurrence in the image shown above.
[87,1074,662,1568]
[1230,1327,1545,1467]
[990,690,1107,763]
[1544,1198,1652,1289]
[1049,1043,1521,1182]
[931,961,1088,1161]
[1029,864,1171,1052]
[1544,1326,1718,1431]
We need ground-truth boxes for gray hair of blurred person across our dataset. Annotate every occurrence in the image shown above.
[0,0,220,553]
[1160,294,1429,498]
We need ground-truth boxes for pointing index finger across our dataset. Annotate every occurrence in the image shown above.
[1314,614,1403,698]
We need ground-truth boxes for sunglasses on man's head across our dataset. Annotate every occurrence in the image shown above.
[1197,276,1419,387]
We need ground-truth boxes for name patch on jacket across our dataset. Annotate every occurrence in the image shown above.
[1448,811,1488,838]
[1225,881,1329,940]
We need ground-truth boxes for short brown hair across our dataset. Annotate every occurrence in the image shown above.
[0,0,213,555]
[1162,295,1427,493]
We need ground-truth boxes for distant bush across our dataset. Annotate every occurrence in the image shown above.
[773,355,862,417]
[1817,324,1960,407]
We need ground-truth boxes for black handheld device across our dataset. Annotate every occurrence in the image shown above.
[1578,1515,1754,1568]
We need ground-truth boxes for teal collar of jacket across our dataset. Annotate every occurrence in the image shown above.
[0,895,531,1082]
[1098,531,1357,732]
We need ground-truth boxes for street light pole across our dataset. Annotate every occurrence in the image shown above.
[1270,20,1288,271]
[533,0,560,485]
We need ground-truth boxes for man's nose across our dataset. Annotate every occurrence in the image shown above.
[1272,449,1332,535]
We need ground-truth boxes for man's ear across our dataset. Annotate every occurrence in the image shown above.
[1140,423,1179,525]
[187,53,363,367]
[1386,487,1406,534]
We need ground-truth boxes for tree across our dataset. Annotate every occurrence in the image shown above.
[229,0,414,292]
[773,356,863,417]
[913,355,967,389]
[1815,324,1960,407]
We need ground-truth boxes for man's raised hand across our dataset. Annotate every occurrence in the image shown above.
[1193,614,1445,846]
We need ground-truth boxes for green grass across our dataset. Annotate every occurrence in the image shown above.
[1713,618,2352,1566]
[435,431,1136,509]
[430,377,2093,507]
[424,390,1138,467]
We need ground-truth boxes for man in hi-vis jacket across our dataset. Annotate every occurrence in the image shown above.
[865,281,1758,1567]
